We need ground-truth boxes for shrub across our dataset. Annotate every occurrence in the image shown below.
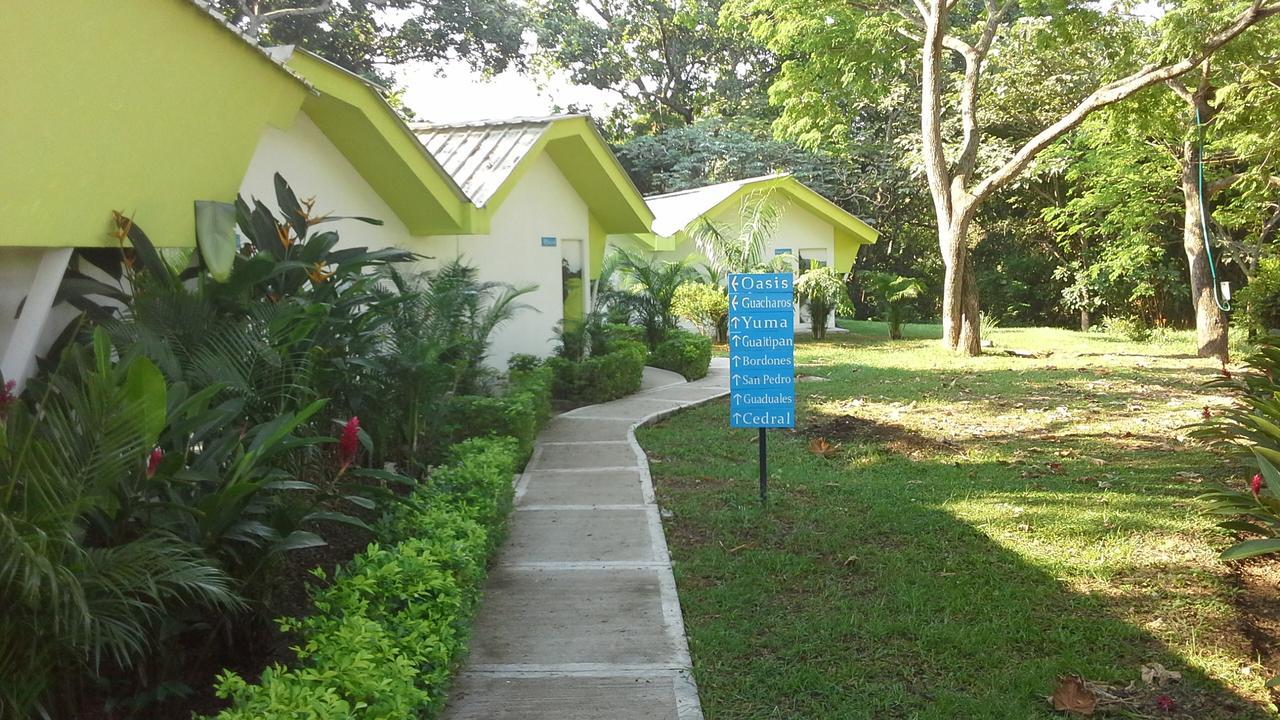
[601,323,647,346]
[438,362,550,462]
[1099,315,1153,342]
[1237,256,1280,334]
[508,361,554,429]
[855,270,920,340]
[208,438,518,719]
[441,366,551,461]
[649,329,712,381]
[672,283,728,343]
[547,339,647,403]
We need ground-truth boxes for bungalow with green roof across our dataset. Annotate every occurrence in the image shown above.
[612,173,879,329]
[409,115,653,364]
[0,0,308,387]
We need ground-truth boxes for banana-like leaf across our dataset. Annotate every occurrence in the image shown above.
[277,530,326,552]
[1221,537,1280,560]
[273,174,309,243]
[124,356,167,444]
[195,201,238,282]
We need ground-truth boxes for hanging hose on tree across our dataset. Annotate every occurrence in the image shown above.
[1196,106,1232,312]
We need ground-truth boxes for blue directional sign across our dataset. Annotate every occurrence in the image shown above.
[728,273,795,428]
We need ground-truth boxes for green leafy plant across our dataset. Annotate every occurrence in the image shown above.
[1197,336,1280,564]
[673,282,729,343]
[1236,257,1280,335]
[1099,315,1153,343]
[857,271,924,340]
[607,247,693,349]
[796,265,854,340]
[688,189,795,277]
[208,438,518,719]
[650,329,712,380]
[547,339,648,404]
[0,331,244,719]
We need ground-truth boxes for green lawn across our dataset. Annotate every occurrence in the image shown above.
[639,321,1274,719]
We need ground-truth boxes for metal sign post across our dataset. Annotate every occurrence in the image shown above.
[727,273,796,505]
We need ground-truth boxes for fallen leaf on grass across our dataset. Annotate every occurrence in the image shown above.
[1141,663,1182,685]
[808,438,839,458]
[1050,675,1097,715]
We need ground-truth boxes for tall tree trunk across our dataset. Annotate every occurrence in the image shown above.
[938,215,982,355]
[1080,307,1091,333]
[1181,147,1229,361]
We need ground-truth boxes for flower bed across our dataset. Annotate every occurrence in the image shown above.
[208,438,519,719]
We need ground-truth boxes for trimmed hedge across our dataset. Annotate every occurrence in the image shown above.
[546,339,647,404]
[207,438,519,720]
[440,363,553,460]
[650,329,712,381]
[600,323,647,346]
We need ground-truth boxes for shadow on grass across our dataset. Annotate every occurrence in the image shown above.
[640,401,1267,719]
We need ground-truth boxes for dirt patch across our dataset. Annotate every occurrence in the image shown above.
[804,414,958,458]
[1231,557,1280,707]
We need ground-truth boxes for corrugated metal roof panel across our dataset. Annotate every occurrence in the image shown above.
[412,118,568,206]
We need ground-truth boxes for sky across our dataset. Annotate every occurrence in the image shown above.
[394,60,618,124]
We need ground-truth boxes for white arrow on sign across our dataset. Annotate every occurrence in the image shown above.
[729,276,740,292]
[730,296,739,310]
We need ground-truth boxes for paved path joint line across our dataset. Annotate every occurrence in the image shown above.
[442,361,729,720]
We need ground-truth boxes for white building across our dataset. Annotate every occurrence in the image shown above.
[612,174,880,327]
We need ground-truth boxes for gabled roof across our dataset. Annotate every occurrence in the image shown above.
[411,115,653,234]
[646,173,879,244]
[188,0,306,82]
[272,47,475,235]
[413,115,577,207]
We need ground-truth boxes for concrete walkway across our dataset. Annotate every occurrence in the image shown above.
[443,359,730,720]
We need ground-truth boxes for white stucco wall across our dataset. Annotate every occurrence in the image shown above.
[417,153,589,367]
[242,118,594,366]
[239,113,415,251]
[1,247,72,387]
[607,197,839,328]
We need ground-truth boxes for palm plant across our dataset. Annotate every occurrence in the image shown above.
[607,246,693,349]
[556,249,633,361]
[794,264,854,340]
[688,189,795,277]
[858,271,926,340]
[409,259,535,395]
[1,332,243,719]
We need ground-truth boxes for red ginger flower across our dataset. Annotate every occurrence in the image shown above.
[1202,406,1212,420]
[1155,694,1176,713]
[146,447,164,478]
[338,417,360,471]
[1253,473,1264,497]
[0,379,15,407]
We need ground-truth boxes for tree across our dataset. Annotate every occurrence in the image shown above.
[728,0,1280,354]
[529,0,771,131]
[608,247,694,348]
[213,0,526,85]
[1041,25,1280,358]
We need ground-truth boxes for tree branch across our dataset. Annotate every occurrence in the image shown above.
[920,0,955,229]
[953,0,1015,183]
[260,0,331,21]
[1209,173,1280,195]
[970,0,1280,203]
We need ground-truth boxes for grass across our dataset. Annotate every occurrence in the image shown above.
[638,320,1274,719]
